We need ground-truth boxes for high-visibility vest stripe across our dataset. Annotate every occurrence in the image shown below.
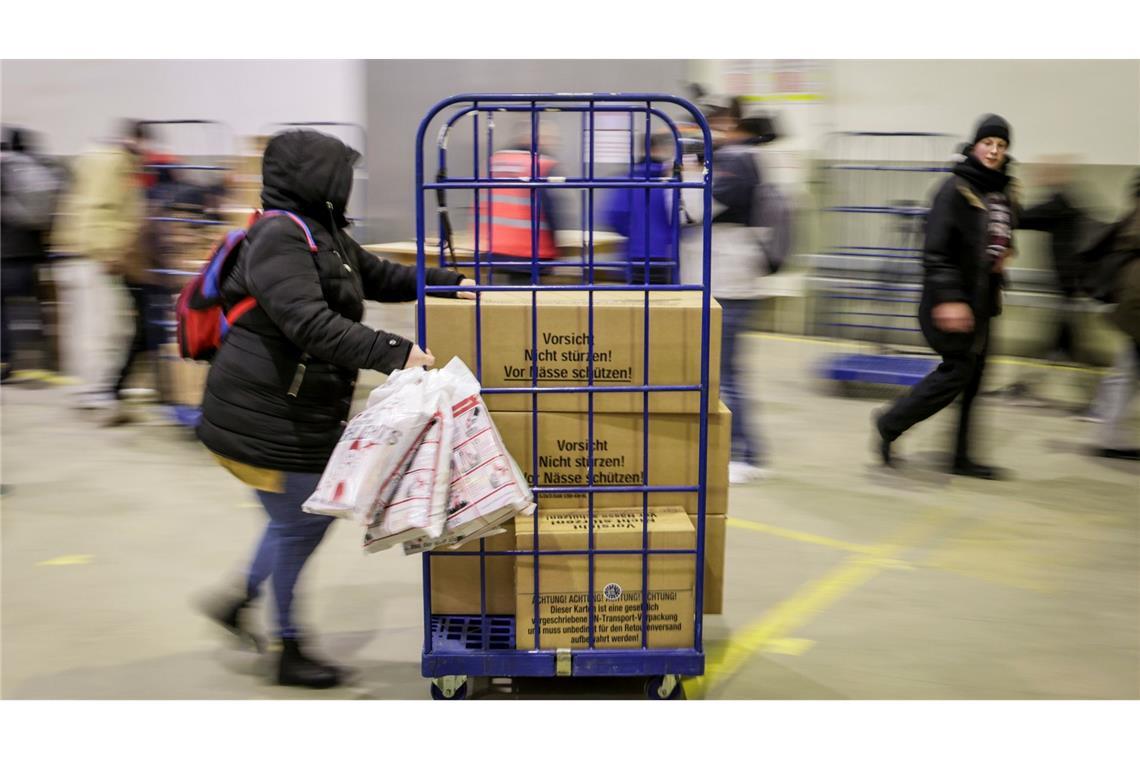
[477,151,558,260]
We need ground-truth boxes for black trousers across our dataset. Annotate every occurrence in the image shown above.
[1,258,42,367]
[1051,290,1080,361]
[111,281,167,399]
[628,264,672,285]
[878,323,990,460]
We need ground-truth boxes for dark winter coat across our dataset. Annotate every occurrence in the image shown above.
[1019,190,1094,297]
[1081,201,1140,342]
[197,130,463,473]
[919,157,1019,355]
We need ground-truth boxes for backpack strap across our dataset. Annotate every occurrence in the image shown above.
[224,296,259,326]
[257,209,319,252]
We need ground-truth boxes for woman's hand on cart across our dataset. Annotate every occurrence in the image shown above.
[933,302,975,333]
[405,345,436,369]
[456,278,477,300]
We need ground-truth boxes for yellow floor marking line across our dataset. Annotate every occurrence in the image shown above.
[688,507,955,699]
[9,370,78,385]
[37,554,94,566]
[727,516,876,555]
[761,638,816,656]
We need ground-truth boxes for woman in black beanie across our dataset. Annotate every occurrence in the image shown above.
[874,114,1019,478]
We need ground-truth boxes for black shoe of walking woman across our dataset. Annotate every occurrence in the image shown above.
[950,458,1008,480]
[200,593,266,653]
[275,637,343,689]
[872,412,898,467]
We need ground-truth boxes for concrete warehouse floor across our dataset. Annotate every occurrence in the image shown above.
[2,313,1138,699]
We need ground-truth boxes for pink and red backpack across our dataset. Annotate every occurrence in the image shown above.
[175,210,317,361]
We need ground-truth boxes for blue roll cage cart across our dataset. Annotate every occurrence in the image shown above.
[414,93,714,700]
[813,131,955,389]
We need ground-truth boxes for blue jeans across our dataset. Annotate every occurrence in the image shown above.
[246,472,333,639]
[718,298,765,466]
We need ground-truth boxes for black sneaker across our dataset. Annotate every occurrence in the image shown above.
[950,458,1008,480]
[199,592,265,652]
[1095,448,1140,461]
[275,637,343,689]
[872,412,898,467]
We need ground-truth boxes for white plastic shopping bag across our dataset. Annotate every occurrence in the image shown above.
[361,375,454,552]
[302,368,435,522]
[403,357,535,554]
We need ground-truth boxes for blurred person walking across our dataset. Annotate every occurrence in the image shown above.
[102,164,187,424]
[52,120,150,408]
[1019,160,1098,364]
[686,97,782,484]
[875,115,1019,479]
[197,130,472,689]
[1,127,66,382]
[1079,170,1140,460]
[477,123,570,285]
[602,132,679,285]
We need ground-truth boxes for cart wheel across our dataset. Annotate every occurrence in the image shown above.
[430,676,468,701]
[644,675,684,700]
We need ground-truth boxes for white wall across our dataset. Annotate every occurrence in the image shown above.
[831,60,1139,165]
[689,59,1140,165]
[1,60,365,155]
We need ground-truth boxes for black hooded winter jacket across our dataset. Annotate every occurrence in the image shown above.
[919,155,1020,354]
[197,130,463,473]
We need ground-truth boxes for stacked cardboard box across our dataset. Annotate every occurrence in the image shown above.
[515,506,696,650]
[489,405,729,614]
[425,291,719,414]
[425,290,730,632]
[158,343,210,407]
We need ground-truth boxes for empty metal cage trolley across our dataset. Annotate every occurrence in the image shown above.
[811,131,957,389]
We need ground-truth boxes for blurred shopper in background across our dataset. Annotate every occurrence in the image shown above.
[875,115,1019,479]
[1079,170,1140,460]
[691,96,781,484]
[1,126,66,382]
[103,162,189,424]
[1019,159,1098,364]
[52,119,150,408]
[602,132,679,285]
[197,129,473,689]
[477,123,570,285]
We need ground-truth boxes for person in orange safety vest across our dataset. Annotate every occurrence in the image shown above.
[476,124,568,284]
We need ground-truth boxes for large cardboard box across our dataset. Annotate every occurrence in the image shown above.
[704,515,726,615]
[491,403,730,517]
[429,514,725,617]
[515,506,696,650]
[425,291,720,414]
[429,521,516,615]
[158,343,209,407]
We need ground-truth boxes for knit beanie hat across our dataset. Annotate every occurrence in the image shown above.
[972,114,1011,147]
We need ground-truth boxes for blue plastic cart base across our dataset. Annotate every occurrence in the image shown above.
[168,405,202,428]
[423,615,704,680]
[818,353,938,387]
